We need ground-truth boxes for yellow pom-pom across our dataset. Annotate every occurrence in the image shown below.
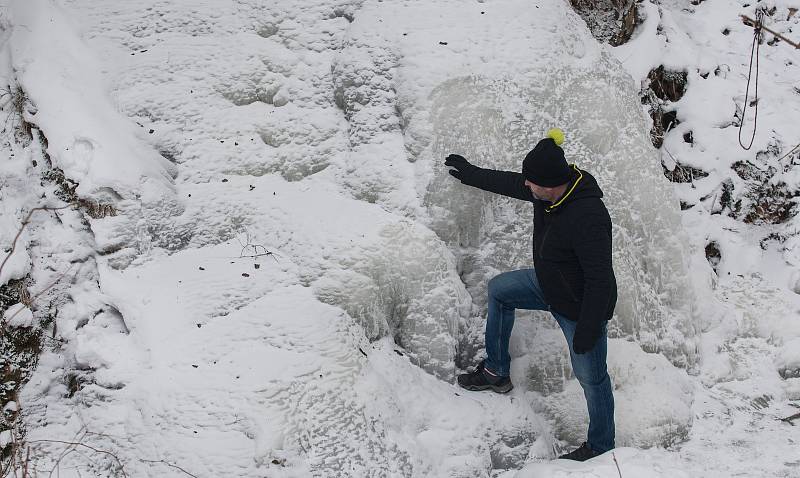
[546,128,565,146]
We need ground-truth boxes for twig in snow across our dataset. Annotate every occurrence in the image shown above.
[0,84,31,141]
[26,439,128,477]
[47,428,90,477]
[140,459,199,478]
[662,144,678,165]
[234,228,278,262]
[612,451,623,478]
[82,430,125,441]
[51,447,96,477]
[709,192,719,213]
[22,446,30,477]
[780,412,800,425]
[1,264,76,330]
[777,142,800,166]
[1,390,24,478]
[0,206,74,345]
[239,251,278,261]
[28,263,76,300]
[0,206,69,279]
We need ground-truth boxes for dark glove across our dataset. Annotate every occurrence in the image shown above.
[445,154,479,183]
[572,321,604,354]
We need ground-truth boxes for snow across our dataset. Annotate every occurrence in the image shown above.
[0,117,36,285]
[528,339,695,450]
[2,303,33,328]
[509,447,692,478]
[8,0,176,200]
[777,337,800,378]
[607,2,800,475]
[0,430,11,449]
[2,0,799,476]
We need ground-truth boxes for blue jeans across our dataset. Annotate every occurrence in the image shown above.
[484,268,615,453]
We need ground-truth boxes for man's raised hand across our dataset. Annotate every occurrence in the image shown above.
[445,154,479,182]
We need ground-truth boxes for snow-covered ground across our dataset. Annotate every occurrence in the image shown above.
[2,0,799,477]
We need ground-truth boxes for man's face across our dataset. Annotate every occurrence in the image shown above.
[524,179,555,202]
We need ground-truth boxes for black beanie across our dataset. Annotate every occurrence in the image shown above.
[522,138,572,187]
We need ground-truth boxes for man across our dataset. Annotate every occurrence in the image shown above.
[445,129,616,461]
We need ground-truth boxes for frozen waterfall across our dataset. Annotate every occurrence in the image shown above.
[333,0,706,447]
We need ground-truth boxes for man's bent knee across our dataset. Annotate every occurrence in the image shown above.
[487,274,508,300]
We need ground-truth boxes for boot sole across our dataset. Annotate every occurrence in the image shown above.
[460,382,514,394]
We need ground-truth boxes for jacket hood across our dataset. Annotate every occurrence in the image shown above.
[545,166,604,213]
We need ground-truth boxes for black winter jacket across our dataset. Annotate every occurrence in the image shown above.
[461,165,617,328]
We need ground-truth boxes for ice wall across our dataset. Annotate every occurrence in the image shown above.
[333,0,704,447]
[422,66,699,369]
[414,69,700,445]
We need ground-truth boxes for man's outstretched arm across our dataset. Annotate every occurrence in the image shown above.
[445,154,534,202]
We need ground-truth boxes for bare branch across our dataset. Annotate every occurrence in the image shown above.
[140,459,199,478]
[612,452,623,478]
[239,252,278,262]
[780,412,800,425]
[234,231,278,262]
[22,447,29,478]
[48,428,88,477]
[25,440,127,478]
[0,206,70,280]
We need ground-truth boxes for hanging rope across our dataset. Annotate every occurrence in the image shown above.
[738,9,764,151]
[740,13,800,49]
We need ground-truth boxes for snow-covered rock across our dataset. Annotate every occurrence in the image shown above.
[777,337,800,379]
[8,0,177,201]
[2,303,33,328]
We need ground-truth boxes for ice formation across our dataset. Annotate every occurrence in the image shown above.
[358,0,702,446]
[416,53,700,368]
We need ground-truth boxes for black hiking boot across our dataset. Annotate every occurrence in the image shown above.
[558,442,602,462]
[457,360,513,394]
